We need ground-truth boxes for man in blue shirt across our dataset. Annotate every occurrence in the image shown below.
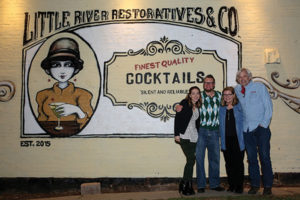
[235,68,273,195]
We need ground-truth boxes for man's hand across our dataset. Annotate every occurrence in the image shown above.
[174,136,180,144]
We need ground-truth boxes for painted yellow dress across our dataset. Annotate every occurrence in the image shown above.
[36,82,93,129]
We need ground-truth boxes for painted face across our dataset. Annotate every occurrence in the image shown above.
[223,90,234,105]
[49,60,75,82]
[203,77,215,92]
[189,88,200,104]
[238,70,251,87]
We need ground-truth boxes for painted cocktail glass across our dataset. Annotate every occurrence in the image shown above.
[49,102,64,130]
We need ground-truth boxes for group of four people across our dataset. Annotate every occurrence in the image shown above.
[174,68,273,196]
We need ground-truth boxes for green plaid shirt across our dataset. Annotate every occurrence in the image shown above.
[199,90,221,130]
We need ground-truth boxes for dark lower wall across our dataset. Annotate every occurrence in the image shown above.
[0,173,299,195]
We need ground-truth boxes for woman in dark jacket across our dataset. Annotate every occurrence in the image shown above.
[219,87,245,193]
[174,86,202,196]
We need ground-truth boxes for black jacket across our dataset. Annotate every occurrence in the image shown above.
[174,99,200,136]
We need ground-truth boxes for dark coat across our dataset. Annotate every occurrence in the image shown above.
[174,99,200,136]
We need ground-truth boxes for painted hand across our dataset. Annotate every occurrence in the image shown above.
[57,103,86,119]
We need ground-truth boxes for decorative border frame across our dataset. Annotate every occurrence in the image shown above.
[253,72,300,114]
[104,36,227,121]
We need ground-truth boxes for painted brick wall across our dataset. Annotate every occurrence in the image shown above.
[0,0,299,178]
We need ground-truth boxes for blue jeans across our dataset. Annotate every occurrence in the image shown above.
[244,126,273,188]
[196,128,220,189]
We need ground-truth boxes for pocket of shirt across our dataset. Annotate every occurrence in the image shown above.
[249,92,258,103]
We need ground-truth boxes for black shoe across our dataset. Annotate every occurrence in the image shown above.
[263,187,272,195]
[197,188,205,193]
[178,180,185,194]
[248,186,260,194]
[187,181,195,195]
[182,181,195,196]
[211,186,225,191]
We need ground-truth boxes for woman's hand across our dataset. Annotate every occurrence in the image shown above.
[56,103,86,119]
[174,136,180,144]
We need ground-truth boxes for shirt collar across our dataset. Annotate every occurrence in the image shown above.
[245,80,253,89]
[53,82,75,94]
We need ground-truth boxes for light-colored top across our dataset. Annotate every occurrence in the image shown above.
[235,81,273,132]
[180,108,199,143]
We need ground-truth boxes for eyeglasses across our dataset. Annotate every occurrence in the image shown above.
[204,82,214,85]
[223,94,233,97]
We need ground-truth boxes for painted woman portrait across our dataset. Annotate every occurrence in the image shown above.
[36,37,94,137]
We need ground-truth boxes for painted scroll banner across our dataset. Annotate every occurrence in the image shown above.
[104,37,227,121]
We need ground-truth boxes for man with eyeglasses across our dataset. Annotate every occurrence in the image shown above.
[195,74,224,193]
[176,74,224,193]
[235,68,273,195]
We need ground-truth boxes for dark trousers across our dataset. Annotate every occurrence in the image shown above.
[223,136,245,189]
[180,139,196,181]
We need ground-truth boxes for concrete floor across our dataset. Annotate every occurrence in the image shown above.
[26,187,300,200]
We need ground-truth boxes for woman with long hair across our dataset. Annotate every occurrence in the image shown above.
[219,87,245,193]
[174,86,202,196]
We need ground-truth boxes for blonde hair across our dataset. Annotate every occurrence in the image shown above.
[221,87,239,106]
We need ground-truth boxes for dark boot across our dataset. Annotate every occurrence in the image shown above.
[178,180,185,194]
[182,180,195,196]
[188,181,195,195]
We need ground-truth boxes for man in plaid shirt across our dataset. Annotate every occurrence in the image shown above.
[196,74,224,193]
[176,74,225,193]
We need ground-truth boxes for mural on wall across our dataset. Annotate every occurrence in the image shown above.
[21,7,242,137]
[0,80,15,102]
[254,72,300,114]
[20,6,300,138]
[24,32,100,137]
[104,36,227,122]
[36,37,94,137]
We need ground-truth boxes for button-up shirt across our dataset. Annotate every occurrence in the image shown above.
[235,81,273,132]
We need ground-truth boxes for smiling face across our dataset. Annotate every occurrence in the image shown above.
[238,70,251,87]
[189,88,201,104]
[203,77,215,92]
[49,60,76,82]
[223,89,234,105]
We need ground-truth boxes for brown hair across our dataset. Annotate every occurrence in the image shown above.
[221,86,239,106]
[204,74,215,83]
[185,86,202,108]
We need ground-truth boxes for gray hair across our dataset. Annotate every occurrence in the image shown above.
[236,68,252,83]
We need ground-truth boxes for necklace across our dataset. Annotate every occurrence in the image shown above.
[227,110,230,121]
